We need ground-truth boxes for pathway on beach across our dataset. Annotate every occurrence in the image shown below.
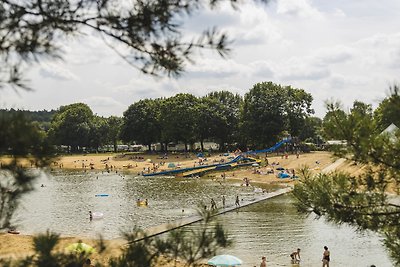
[321,158,346,173]
[133,157,346,242]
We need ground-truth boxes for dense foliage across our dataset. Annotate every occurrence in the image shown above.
[241,82,314,148]
[7,83,312,153]
[0,111,53,230]
[293,89,400,265]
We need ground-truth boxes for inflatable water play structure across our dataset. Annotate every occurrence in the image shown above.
[137,199,148,207]
[136,199,149,207]
[143,139,290,177]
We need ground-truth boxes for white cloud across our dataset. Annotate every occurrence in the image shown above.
[332,8,346,18]
[81,96,125,116]
[313,46,354,65]
[249,61,275,77]
[112,76,181,102]
[39,62,79,81]
[280,66,330,81]
[186,58,250,79]
[354,33,400,69]
[230,3,284,45]
[326,74,368,89]
[276,0,324,19]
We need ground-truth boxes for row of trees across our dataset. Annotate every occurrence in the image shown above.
[1,0,399,264]
[44,81,317,153]
[7,80,397,155]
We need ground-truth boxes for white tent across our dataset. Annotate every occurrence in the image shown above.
[381,123,399,135]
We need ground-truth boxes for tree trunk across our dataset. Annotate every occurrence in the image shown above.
[113,139,117,153]
[219,141,225,152]
[164,142,168,152]
[148,143,152,152]
[200,139,204,151]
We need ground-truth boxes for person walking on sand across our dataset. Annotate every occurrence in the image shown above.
[322,246,330,267]
[260,256,267,267]
[235,195,240,207]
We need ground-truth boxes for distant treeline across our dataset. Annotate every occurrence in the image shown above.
[0,108,56,122]
[2,81,398,154]
[1,82,325,153]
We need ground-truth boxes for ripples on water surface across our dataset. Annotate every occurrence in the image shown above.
[14,170,392,266]
[15,170,276,239]
[182,196,393,266]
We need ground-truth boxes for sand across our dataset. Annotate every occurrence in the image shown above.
[0,151,342,264]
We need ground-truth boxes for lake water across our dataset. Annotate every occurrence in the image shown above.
[182,195,393,267]
[13,170,393,266]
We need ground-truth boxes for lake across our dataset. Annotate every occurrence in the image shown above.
[13,170,393,266]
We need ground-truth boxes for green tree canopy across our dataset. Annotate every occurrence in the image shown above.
[207,91,242,150]
[196,96,224,151]
[374,85,400,131]
[160,93,200,151]
[240,81,313,148]
[241,82,286,148]
[298,116,322,143]
[106,116,123,153]
[121,98,161,151]
[48,103,94,151]
[285,85,314,137]
[88,115,110,152]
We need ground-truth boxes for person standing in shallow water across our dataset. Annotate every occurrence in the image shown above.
[235,195,240,207]
[322,246,330,267]
[290,248,301,263]
[260,256,267,267]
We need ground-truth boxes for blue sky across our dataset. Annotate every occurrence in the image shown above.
[2,0,400,117]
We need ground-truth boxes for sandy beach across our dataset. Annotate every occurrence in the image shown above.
[0,151,345,264]
[48,150,337,181]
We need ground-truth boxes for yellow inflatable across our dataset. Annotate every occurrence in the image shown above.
[136,200,148,207]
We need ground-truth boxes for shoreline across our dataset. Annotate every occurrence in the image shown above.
[0,151,341,264]
[49,150,337,183]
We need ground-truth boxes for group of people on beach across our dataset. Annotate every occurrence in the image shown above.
[258,246,330,266]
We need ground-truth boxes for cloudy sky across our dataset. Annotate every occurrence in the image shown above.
[2,0,400,118]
